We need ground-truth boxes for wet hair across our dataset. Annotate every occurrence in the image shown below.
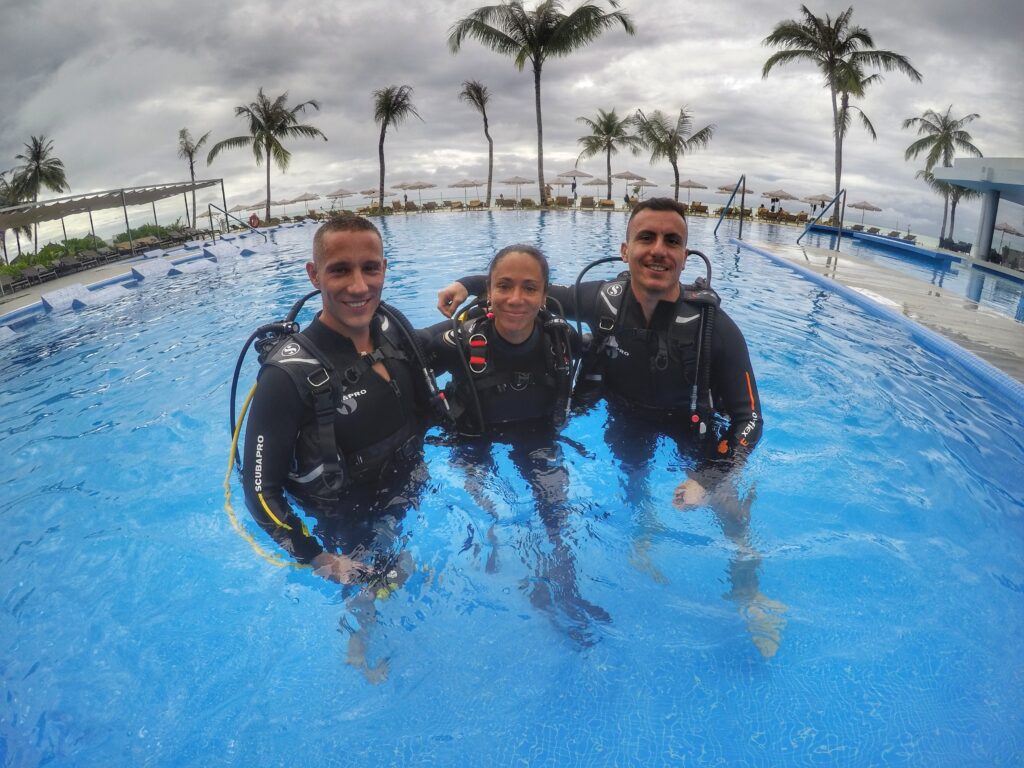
[626,197,688,237]
[487,244,550,288]
[312,213,383,265]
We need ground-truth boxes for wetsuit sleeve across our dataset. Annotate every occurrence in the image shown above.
[416,320,459,375]
[709,308,763,456]
[455,274,488,298]
[241,366,323,563]
[544,280,603,327]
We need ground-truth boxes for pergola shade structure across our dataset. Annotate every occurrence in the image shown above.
[0,179,226,255]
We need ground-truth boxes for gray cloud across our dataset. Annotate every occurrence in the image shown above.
[2,0,1021,245]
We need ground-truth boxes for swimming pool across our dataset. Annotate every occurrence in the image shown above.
[1,213,1021,766]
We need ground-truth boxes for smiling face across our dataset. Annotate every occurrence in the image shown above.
[487,250,547,344]
[305,228,386,340]
[621,208,689,303]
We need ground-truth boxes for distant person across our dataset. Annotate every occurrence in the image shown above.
[571,179,578,199]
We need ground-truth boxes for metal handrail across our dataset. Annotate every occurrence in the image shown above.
[797,189,847,250]
[208,204,269,244]
[713,174,748,239]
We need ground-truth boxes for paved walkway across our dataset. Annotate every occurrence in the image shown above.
[747,240,1024,385]
[4,238,1023,386]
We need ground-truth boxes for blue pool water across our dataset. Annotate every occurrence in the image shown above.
[1,213,1022,766]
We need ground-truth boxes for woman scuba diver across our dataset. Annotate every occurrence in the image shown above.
[422,245,609,644]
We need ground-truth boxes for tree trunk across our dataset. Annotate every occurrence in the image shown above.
[948,197,959,242]
[190,159,198,227]
[938,191,949,241]
[831,85,842,196]
[533,62,545,206]
[605,149,612,200]
[1,232,7,265]
[378,123,388,212]
[15,229,22,256]
[671,158,680,201]
[483,113,493,207]
[265,138,272,225]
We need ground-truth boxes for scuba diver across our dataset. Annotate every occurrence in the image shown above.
[230,214,448,681]
[421,244,610,645]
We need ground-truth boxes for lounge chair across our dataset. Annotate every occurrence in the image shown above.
[519,198,536,208]
[795,212,808,223]
[902,234,916,243]
[20,264,57,285]
[598,199,615,210]
[450,200,464,210]
[887,231,901,238]
[404,201,419,212]
[850,223,864,232]
[865,227,880,235]
[555,196,569,207]
[690,202,708,215]
[580,196,596,210]
[0,273,30,295]
[423,201,438,212]
[468,200,483,210]
[54,256,80,276]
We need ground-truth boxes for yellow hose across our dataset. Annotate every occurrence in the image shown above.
[223,383,308,570]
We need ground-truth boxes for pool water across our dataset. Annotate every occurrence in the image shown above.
[1,213,1022,766]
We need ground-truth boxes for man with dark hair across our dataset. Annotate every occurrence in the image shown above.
[242,214,439,583]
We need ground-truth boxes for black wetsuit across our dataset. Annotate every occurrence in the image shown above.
[241,312,428,562]
[421,314,576,432]
[456,274,763,456]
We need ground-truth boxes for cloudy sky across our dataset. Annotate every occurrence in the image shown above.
[2,0,1021,245]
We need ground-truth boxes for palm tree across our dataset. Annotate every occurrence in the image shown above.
[449,0,635,206]
[763,6,921,195]
[576,108,642,200]
[0,171,31,263]
[177,128,211,227]
[373,85,422,212]
[13,135,70,250]
[207,88,326,224]
[459,80,494,206]
[904,106,982,241]
[631,108,714,202]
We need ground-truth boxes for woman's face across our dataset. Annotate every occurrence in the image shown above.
[487,251,546,343]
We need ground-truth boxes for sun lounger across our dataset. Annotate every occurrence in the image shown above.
[450,201,464,210]
[865,227,880,235]
[404,201,419,212]
[887,231,901,238]
[580,196,596,210]
[468,200,483,210]
[555,196,569,207]
[850,223,864,232]
[0,273,31,295]
[519,198,537,208]
[424,201,438,212]
[20,264,57,285]
[598,199,615,210]
[902,234,916,243]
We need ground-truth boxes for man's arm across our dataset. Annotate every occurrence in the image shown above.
[241,366,324,563]
[708,309,763,456]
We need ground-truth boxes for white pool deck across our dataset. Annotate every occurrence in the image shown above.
[2,237,1023,386]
